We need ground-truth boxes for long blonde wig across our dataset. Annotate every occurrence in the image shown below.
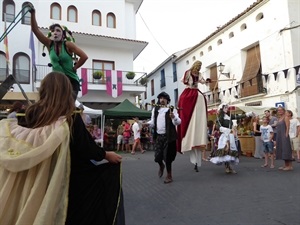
[190,60,202,75]
[25,72,75,128]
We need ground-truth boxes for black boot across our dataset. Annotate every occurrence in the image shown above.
[194,163,199,172]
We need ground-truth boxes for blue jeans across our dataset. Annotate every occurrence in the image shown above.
[263,141,273,153]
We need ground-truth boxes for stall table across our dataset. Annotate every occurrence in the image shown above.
[238,136,255,156]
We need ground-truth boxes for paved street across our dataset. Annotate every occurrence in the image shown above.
[120,151,300,225]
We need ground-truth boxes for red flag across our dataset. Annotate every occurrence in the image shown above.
[81,68,88,96]
[4,18,9,63]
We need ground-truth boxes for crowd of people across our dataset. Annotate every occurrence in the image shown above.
[1,4,299,223]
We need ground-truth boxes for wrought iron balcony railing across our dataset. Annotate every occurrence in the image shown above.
[34,65,147,86]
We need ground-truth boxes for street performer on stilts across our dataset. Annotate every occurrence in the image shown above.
[210,103,254,174]
[177,60,210,172]
[27,3,88,99]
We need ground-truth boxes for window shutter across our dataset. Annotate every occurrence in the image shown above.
[240,45,262,97]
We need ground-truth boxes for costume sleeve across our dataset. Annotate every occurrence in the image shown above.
[172,111,181,125]
[70,113,106,162]
[147,109,155,127]
[181,70,190,85]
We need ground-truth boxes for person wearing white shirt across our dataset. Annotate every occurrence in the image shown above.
[131,117,145,154]
[148,92,181,184]
[286,110,300,162]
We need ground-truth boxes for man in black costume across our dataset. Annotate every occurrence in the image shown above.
[148,92,181,183]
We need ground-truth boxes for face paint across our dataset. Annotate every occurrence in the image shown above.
[51,26,63,42]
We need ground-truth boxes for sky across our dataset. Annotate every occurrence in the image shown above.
[133,0,256,74]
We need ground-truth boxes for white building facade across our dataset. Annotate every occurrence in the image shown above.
[142,0,300,116]
[0,0,147,110]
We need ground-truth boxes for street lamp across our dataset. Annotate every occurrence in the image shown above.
[218,63,230,77]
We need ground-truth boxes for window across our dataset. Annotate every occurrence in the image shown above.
[217,39,222,45]
[107,13,116,28]
[13,53,30,84]
[160,69,166,88]
[208,46,212,52]
[186,60,189,65]
[3,0,15,22]
[67,6,77,22]
[174,88,178,107]
[229,32,234,38]
[172,63,177,82]
[256,13,264,21]
[151,79,154,96]
[240,23,247,31]
[192,56,196,61]
[93,60,114,77]
[240,45,263,97]
[92,10,101,26]
[200,51,204,57]
[144,90,147,100]
[50,3,61,20]
[21,2,31,25]
[0,52,7,82]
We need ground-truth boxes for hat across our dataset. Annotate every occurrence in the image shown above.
[157,91,170,103]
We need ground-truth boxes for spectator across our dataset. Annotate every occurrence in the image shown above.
[93,124,101,140]
[252,115,264,159]
[131,117,146,155]
[116,121,125,152]
[123,120,131,153]
[260,116,274,168]
[7,101,24,118]
[276,106,293,171]
[265,109,278,151]
[286,110,300,162]
[78,104,92,126]
[0,71,124,224]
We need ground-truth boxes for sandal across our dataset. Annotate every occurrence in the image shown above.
[278,166,285,170]
[164,177,173,184]
[270,165,275,169]
[261,164,268,168]
[282,167,293,171]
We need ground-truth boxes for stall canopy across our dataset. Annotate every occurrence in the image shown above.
[207,105,276,120]
[75,100,102,118]
[103,99,151,119]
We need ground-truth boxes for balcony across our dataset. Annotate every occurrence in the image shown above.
[34,65,147,90]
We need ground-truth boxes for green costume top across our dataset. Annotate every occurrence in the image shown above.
[49,41,79,82]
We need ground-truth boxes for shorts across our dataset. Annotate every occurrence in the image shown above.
[290,137,300,151]
[117,135,124,144]
[263,141,273,154]
[123,137,129,144]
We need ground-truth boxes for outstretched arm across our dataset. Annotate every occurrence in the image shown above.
[29,5,52,49]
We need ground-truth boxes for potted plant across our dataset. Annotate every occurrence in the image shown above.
[126,71,135,80]
[139,77,148,85]
[93,71,103,79]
